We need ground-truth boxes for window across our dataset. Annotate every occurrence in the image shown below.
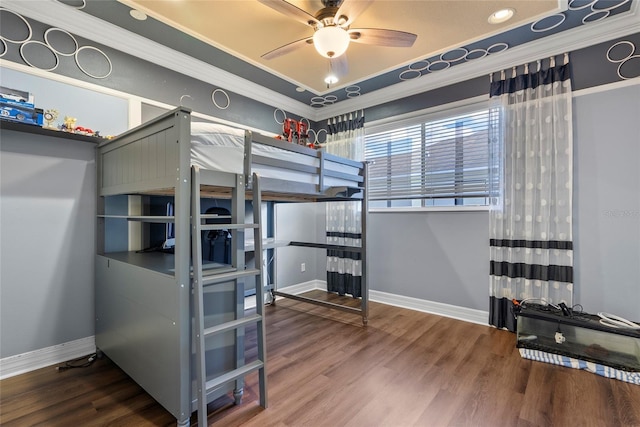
[365,107,490,208]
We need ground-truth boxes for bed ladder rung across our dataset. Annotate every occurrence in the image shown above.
[202,268,261,286]
[201,223,259,231]
[205,360,265,392]
[204,314,263,337]
[191,167,268,427]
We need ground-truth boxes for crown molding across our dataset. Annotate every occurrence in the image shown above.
[1,0,317,119]
[314,7,640,121]
[2,0,638,123]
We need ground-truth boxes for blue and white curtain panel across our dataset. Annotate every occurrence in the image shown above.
[488,55,574,331]
[324,111,365,298]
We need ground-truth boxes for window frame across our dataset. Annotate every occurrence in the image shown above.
[364,97,492,212]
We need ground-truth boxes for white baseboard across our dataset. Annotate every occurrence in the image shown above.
[1,286,487,380]
[0,336,96,380]
[370,290,489,326]
[276,280,489,326]
[276,280,325,295]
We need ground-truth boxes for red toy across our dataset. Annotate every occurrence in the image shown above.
[281,118,309,146]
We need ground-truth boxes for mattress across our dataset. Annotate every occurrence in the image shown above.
[190,122,360,188]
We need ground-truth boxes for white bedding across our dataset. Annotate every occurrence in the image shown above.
[190,122,359,187]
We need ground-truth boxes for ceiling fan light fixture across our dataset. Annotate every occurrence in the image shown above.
[488,8,515,24]
[313,26,350,58]
[324,74,339,85]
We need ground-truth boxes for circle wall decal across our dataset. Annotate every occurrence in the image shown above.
[179,95,194,108]
[465,49,488,61]
[427,60,450,72]
[0,9,32,43]
[440,48,468,62]
[54,0,86,9]
[606,41,635,63]
[310,96,325,107]
[617,55,640,79]
[399,69,421,80]
[211,88,230,109]
[315,128,327,144]
[20,41,59,71]
[345,85,361,98]
[45,28,78,56]
[531,14,566,32]
[75,46,113,79]
[409,60,430,71]
[582,10,609,24]
[591,0,630,11]
[487,42,509,54]
[568,0,597,10]
[273,108,286,124]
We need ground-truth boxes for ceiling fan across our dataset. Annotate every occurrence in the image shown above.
[258,0,417,77]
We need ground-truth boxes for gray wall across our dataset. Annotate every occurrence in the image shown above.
[0,67,129,136]
[275,83,640,322]
[275,206,490,311]
[0,130,96,358]
[573,84,640,320]
[0,13,310,135]
[0,70,128,359]
[367,211,489,310]
[1,26,638,363]
[275,203,326,288]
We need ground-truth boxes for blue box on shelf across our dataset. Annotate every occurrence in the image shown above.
[0,97,43,126]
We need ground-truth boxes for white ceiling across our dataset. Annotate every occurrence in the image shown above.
[119,0,560,93]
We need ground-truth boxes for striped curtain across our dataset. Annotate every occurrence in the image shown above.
[488,55,574,331]
[324,111,365,298]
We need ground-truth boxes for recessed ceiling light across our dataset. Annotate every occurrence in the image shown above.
[324,74,339,85]
[296,87,305,92]
[129,9,148,21]
[488,8,515,24]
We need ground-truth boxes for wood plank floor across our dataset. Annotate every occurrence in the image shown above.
[2,291,639,426]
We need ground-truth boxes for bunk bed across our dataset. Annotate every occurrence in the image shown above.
[95,107,368,426]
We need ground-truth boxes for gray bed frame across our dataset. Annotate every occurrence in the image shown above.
[95,107,368,425]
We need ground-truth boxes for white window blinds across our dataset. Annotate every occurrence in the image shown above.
[365,109,490,206]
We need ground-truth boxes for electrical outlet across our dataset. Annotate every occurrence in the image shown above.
[301,262,306,272]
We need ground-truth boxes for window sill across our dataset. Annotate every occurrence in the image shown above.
[369,206,490,213]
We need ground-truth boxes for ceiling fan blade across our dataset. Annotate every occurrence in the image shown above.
[348,28,417,47]
[330,54,348,78]
[257,0,319,27]
[334,0,373,27]
[262,37,313,60]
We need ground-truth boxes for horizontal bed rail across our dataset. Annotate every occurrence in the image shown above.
[244,133,365,199]
[249,131,365,169]
[98,107,366,201]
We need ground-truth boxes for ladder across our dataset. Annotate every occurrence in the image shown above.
[190,167,267,427]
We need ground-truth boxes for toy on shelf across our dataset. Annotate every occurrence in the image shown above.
[43,109,59,129]
[74,126,95,136]
[279,117,313,147]
[61,116,77,132]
